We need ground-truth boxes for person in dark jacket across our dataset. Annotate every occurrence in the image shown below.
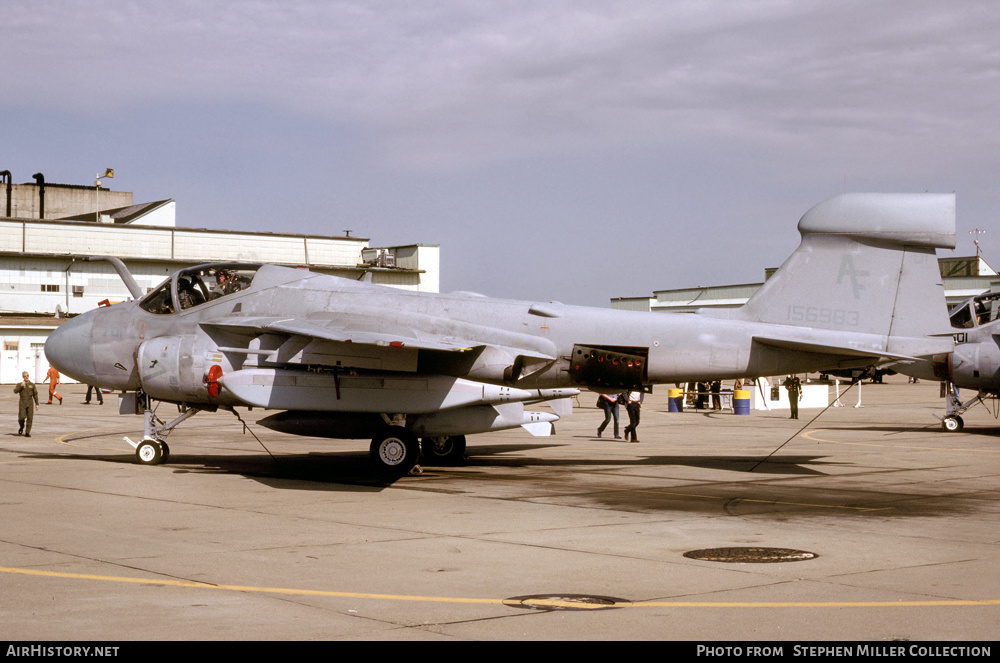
[597,392,621,439]
[783,375,802,419]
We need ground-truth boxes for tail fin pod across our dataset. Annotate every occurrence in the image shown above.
[737,193,955,342]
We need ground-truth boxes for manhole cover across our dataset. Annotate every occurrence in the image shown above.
[503,594,627,611]
[684,547,818,563]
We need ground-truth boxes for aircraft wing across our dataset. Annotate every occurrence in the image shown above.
[203,316,478,352]
[200,315,557,376]
[201,316,571,433]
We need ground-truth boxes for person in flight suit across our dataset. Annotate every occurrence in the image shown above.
[14,371,39,437]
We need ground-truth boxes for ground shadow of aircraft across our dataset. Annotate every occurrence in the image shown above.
[19,449,402,492]
[463,445,836,475]
[18,446,990,517]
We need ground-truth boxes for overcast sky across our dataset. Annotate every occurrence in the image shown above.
[3,1,999,305]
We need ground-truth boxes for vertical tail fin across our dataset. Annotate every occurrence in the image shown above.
[737,194,956,351]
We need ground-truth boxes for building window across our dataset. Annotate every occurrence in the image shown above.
[4,342,18,352]
[41,284,60,292]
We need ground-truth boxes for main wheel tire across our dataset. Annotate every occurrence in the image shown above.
[136,440,164,465]
[942,416,964,432]
[370,427,420,474]
[420,435,467,465]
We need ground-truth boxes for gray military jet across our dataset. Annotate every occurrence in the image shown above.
[894,292,1000,431]
[44,193,957,473]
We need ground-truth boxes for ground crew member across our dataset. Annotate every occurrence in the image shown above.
[783,374,802,419]
[44,365,62,404]
[14,371,39,437]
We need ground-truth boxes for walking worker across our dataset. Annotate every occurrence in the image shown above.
[14,371,39,437]
[43,365,62,404]
[597,392,621,439]
[623,390,643,443]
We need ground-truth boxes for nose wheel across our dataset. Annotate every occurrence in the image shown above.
[942,415,964,432]
[125,398,196,465]
[134,439,169,465]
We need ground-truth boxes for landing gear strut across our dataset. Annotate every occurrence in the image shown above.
[939,382,975,433]
[125,395,197,465]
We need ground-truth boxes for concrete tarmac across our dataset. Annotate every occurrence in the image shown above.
[1,378,998,641]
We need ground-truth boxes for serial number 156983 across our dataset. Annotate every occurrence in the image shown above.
[786,305,860,327]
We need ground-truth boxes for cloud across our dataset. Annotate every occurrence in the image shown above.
[7,1,999,175]
[5,1,1000,304]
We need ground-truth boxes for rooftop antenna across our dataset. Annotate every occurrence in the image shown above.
[95,168,114,223]
[970,228,986,259]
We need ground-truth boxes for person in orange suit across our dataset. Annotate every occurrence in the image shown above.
[44,365,62,404]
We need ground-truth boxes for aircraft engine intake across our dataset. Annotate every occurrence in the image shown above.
[948,341,1000,389]
[136,336,215,403]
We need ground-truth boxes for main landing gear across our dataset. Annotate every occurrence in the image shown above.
[420,435,467,466]
[368,428,468,474]
[370,426,421,475]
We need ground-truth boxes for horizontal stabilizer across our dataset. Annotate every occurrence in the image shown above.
[752,336,918,362]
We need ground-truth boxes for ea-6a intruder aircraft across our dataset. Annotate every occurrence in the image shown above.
[893,291,1000,431]
[44,193,957,473]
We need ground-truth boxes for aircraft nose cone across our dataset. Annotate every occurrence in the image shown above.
[44,313,96,384]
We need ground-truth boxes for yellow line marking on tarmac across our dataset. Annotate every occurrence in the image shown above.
[54,426,136,452]
[2,566,997,609]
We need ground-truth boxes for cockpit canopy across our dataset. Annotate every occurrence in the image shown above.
[139,264,262,315]
[949,292,1000,329]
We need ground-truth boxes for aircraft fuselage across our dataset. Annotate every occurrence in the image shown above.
[51,263,935,410]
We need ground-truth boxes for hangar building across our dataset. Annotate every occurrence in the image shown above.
[612,255,999,315]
